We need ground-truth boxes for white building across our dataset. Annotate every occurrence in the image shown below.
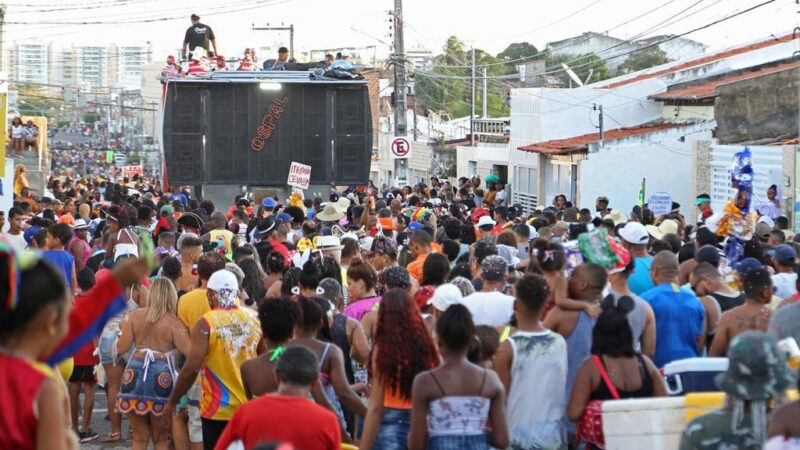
[109,43,152,91]
[12,43,51,85]
[509,32,800,213]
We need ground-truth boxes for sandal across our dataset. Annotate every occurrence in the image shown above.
[102,431,122,443]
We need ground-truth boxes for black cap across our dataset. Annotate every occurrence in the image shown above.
[278,47,289,53]
[190,13,200,20]
[253,217,276,240]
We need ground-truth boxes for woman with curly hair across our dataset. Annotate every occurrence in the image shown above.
[360,289,440,450]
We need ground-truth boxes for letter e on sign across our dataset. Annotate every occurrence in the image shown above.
[390,136,412,160]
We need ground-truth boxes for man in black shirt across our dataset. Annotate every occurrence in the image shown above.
[183,14,217,59]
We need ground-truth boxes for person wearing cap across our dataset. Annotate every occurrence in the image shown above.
[695,193,713,223]
[476,215,496,240]
[161,55,181,78]
[619,222,655,295]
[166,269,263,449]
[330,49,353,70]
[177,211,204,236]
[771,244,798,300]
[214,55,228,71]
[430,283,463,321]
[460,255,515,327]
[640,251,705,368]
[183,13,217,58]
[708,268,773,357]
[252,217,290,267]
[263,46,294,71]
[68,219,92,270]
[680,331,793,450]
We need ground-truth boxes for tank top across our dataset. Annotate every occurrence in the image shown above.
[343,295,381,321]
[69,235,91,268]
[427,369,490,437]
[564,311,596,432]
[589,354,653,401]
[199,307,262,420]
[318,343,345,423]
[0,354,63,450]
[11,125,23,139]
[610,291,648,352]
[710,292,745,313]
[331,314,354,384]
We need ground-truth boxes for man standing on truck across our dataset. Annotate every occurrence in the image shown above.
[183,14,217,59]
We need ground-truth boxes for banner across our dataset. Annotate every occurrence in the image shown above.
[648,192,672,217]
[287,161,311,190]
[122,165,144,178]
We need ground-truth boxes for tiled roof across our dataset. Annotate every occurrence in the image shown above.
[518,123,685,155]
[650,59,800,101]
[602,33,800,90]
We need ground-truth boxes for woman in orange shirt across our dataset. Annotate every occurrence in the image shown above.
[359,289,439,450]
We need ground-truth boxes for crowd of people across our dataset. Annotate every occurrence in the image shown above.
[1,167,799,450]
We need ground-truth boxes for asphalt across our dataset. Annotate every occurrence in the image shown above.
[75,386,132,450]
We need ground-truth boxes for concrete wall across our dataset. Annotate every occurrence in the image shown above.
[577,123,714,212]
[715,67,800,144]
[661,104,714,122]
[456,143,509,180]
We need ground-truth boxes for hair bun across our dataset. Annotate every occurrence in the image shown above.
[615,296,635,314]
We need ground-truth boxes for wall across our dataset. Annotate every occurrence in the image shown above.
[714,67,800,144]
[661,104,714,122]
[547,33,641,72]
[456,143,509,180]
[577,123,714,212]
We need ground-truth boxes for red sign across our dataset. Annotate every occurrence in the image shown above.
[390,136,411,159]
[251,97,289,151]
[122,165,144,178]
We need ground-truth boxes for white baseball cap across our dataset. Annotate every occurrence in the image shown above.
[432,284,463,312]
[619,222,649,245]
[207,270,239,292]
[340,49,351,57]
[477,215,496,228]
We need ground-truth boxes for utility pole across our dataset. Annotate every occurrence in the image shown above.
[0,5,5,73]
[482,67,488,119]
[392,0,408,184]
[470,47,475,146]
[251,24,295,59]
[596,104,604,141]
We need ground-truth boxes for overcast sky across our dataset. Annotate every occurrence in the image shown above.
[6,0,798,61]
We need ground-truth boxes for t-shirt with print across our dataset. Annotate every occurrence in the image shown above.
[184,23,215,51]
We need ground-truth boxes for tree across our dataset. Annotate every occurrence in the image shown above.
[414,36,513,119]
[618,47,669,74]
[546,53,611,87]
[83,111,100,123]
[497,42,538,65]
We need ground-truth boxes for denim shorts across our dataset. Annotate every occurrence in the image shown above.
[116,356,175,416]
[375,408,411,450]
[428,434,490,450]
[97,328,121,365]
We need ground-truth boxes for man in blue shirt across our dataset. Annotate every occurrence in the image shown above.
[641,251,705,368]
[619,222,655,295]
[329,50,353,71]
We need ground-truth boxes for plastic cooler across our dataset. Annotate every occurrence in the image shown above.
[663,357,728,396]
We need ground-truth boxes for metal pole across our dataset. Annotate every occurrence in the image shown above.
[598,104,604,142]
[470,47,475,146]
[482,67,488,119]
[393,0,408,184]
[289,24,294,60]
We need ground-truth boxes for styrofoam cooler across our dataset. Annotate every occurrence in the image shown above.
[663,357,728,396]
[602,397,686,450]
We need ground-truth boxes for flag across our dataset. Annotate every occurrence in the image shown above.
[637,178,646,208]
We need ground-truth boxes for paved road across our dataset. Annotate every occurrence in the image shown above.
[76,385,132,450]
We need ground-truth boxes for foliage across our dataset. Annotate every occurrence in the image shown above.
[497,42,538,65]
[16,83,63,118]
[414,36,513,120]
[545,53,611,87]
[83,112,101,124]
[618,47,669,74]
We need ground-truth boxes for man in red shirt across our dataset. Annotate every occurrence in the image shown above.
[214,347,341,450]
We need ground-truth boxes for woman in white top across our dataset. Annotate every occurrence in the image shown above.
[408,304,509,450]
[8,117,24,158]
[105,206,139,262]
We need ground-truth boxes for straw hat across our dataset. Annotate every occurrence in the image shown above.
[645,219,679,240]
[317,203,344,222]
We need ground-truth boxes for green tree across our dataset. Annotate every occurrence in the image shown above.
[618,47,669,74]
[83,111,100,123]
[414,36,512,119]
[546,53,611,87]
[497,42,538,65]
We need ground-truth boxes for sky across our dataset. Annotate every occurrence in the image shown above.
[5,0,799,63]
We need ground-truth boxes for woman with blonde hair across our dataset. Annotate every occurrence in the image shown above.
[117,278,191,449]
[13,164,28,196]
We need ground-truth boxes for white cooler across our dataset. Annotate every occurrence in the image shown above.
[663,357,729,396]
[602,397,686,450]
